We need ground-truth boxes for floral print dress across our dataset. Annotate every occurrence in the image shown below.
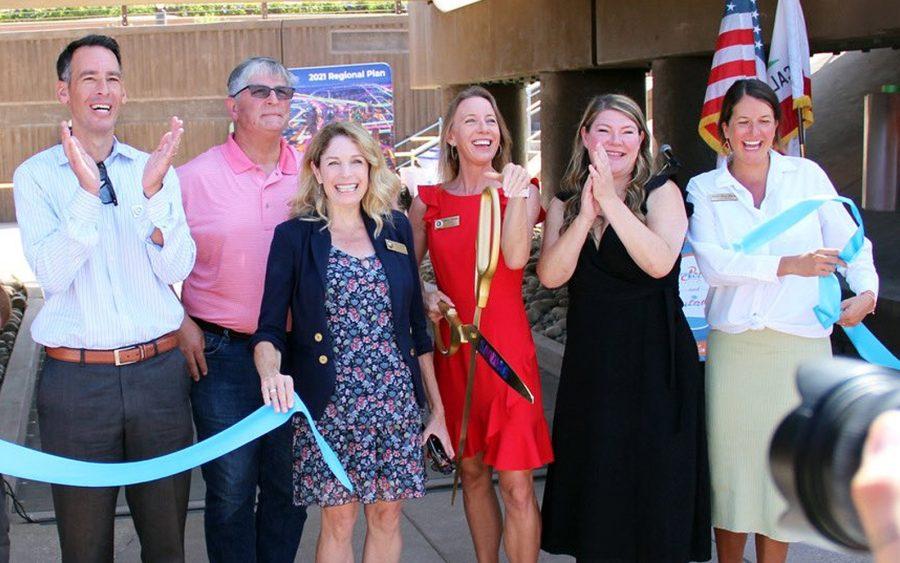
[293,247,426,506]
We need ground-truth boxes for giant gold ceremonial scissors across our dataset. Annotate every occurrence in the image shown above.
[433,302,535,404]
[431,187,535,504]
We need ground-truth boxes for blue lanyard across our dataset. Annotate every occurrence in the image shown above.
[733,195,899,370]
[0,392,353,490]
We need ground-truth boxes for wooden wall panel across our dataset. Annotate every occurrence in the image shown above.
[117,22,283,98]
[408,0,593,89]
[0,16,444,184]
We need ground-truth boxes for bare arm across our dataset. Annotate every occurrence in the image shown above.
[417,352,454,456]
[500,184,542,269]
[488,164,542,270]
[253,341,294,413]
[536,191,597,288]
[408,195,455,321]
[177,315,208,382]
[599,180,687,279]
[253,341,282,382]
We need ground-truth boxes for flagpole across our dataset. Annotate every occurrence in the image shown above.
[796,108,806,158]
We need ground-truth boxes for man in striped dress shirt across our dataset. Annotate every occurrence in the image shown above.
[12,35,196,562]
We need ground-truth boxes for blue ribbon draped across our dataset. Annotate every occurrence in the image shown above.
[732,194,900,370]
[0,392,353,490]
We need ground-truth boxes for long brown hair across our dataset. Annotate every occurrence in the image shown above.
[291,121,399,236]
[438,85,512,182]
[558,94,654,237]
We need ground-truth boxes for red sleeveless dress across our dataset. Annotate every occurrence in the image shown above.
[418,185,553,470]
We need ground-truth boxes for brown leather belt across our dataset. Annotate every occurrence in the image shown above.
[45,332,179,366]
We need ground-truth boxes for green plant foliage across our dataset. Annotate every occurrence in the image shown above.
[0,2,404,22]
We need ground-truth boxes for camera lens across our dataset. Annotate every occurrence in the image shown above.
[770,357,900,550]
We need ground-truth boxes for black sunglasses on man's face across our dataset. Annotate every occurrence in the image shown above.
[97,161,118,206]
[231,84,296,101]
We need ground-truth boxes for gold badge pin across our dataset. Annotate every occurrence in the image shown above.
[385,239,408,255]
[434,215,461,230]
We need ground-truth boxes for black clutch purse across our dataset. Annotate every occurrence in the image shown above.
[425,435,455,475]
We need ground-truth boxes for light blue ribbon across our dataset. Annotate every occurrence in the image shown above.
[0,392,353,490]
[733,195,900,369]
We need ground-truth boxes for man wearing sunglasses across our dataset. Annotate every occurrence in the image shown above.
[12,35,196,561]
[177,57,307,562]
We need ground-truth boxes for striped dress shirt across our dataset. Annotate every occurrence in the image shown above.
[13,140,196,349]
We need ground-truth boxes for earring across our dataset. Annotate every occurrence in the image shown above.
[722,137,732,154]
[449,145,457,160]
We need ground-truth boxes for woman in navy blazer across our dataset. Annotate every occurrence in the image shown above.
[251,122,452,562]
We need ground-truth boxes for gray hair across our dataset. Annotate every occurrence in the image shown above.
[227,57,294,96]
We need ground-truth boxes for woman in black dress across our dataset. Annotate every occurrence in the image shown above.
[537,94,710,561]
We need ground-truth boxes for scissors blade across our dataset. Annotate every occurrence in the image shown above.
[474,335,535,404]
[451,329,479,505]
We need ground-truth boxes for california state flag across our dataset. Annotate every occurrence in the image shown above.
[766,0,813,156]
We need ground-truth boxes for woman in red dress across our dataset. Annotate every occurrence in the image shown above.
[409,86,553,562]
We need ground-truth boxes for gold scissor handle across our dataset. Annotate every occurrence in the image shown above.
[433,300,465,356]
[474,187,501,310]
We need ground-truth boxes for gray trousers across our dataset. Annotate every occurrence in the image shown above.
[37,348,193,563]
[0,476,8,563]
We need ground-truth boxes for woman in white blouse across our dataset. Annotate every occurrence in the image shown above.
[686,78,879,563]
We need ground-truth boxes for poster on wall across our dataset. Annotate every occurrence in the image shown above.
[284,62,395,166]
[679,241,710,361]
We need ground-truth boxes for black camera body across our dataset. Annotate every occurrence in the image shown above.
[769,357,900,551]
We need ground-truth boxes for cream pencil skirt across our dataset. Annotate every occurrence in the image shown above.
[706,328,831,542]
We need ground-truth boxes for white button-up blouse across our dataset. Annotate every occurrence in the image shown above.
[686,151,878,338]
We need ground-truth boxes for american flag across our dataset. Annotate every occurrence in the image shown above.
[698,0,768,155]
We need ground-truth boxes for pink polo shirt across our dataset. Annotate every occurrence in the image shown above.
[178,135,300,334]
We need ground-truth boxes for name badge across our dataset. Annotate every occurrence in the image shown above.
[710,193,738,202]
[385,239,408,255]
[434,215,460,230]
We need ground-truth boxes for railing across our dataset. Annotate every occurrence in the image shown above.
[526,81,541,173]
[394,117,442,170]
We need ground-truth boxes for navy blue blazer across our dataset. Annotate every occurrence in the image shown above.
[251,210,432,420]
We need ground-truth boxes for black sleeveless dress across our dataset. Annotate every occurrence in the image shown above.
[540,220,711,562]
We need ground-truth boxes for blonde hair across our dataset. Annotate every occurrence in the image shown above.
[438,85,512,182]
[291,121,399,236]
[558,94,655,236]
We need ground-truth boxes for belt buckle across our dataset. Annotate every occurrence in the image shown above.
[113,345,144,366]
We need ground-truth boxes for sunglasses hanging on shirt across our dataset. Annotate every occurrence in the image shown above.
[97,161,118,206]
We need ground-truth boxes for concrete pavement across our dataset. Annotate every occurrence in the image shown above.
[6,356,872,562]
